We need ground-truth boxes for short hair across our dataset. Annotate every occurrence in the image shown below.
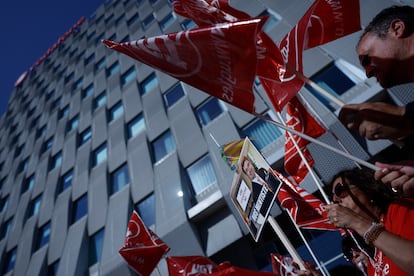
[359,5,414,42]
[329,167,398,213]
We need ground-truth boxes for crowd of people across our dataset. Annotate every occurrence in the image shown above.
[297,5,414,275]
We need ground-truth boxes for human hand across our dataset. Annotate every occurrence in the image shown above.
[339,102,412,140]
[375,161,414,196]
[326,203,363,230]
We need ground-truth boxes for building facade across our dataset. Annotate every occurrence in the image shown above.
[1,0,413,275]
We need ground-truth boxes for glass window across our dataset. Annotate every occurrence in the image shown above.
[64,72,74,84]
[140,73,158,95]
[0,218,12,240]
[196,98,224,126]
[107,62,120,77]
[259,10,280,32]
[42,137,53,153]
[127,13,139,26]
[22,174,35,193]
[14,145,23,157]
[152,130,176,163]
[121,66,136,86]
[187,155,217,195]
[243,116,282,151]
[67,116,79,132]
[47,261,59,276]
[17,158,29,174]
[95,57,106,71]
[73,78,83,90]
[136,194,155,227]
[60,170,73,193]
[27,196,42,218]
[2,247,16,274]
[85,53,95,66]
[94,92,106,110]
[36,222,51,250]
[89,229,104,266]
[109,102,124,121]
[79,127,92,145]
[181,19,196,30]
[127,114,145,138]
[36,125,47,139]
[50,152,62,170]
[105,14,114,24]
[111,164,129,194]
[58,105,69,119]
[0,196,9,213]
[160,13,175,30]
[82,84,94,98]
[93,143,107,166]
[164,83,185,107]
[142,13,155,29]
[72,194,88,224]
[116,14,126,26]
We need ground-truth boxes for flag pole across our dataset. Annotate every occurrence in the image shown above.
[267,216,306,270]
[253,112,378,171]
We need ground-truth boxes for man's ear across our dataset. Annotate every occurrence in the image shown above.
[390,19,409,38]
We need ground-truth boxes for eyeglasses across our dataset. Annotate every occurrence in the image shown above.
[333,182,349,199]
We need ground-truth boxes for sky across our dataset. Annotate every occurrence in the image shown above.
[0,0,106,116]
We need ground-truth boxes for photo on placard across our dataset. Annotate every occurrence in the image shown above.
[230,137,282,241]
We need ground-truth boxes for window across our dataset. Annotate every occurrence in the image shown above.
[164,83,185,107]
[121,66,136,86]
[22,174,35,194]
[49,152,62,171]
[105,14,114,25]
[187,155,217,195]
[42,137,53,153]
[306,60,362,111]
[17,158,29,174]
[87,31,96,42]
[111,164,129,194]
[243,115,282,150]
[127,114,145,138]
[64,72,74,84]
[136,194,155,227]
[14,145,24,157]
[79,127,92,145]
[35,222,51,250]
[160,13,175,30]
[116,14,126,26]
[59,170,73,193]
[67,116,79,132]
[196,98,224,126]
[181,19,196,30]
[94,92,106,110]
[259,10,280,32]
[27,196,42,218]
[142,13,155,29]
[0,196,9,213]
[89,229,104,266]
[58,105,69,119]
[73,78,83,90]
[2,247,16,274]
[127,13,139,26]
[51,98,61,111]
[47,261,59,276]
[152,130,176,163]
[72,194,88,224]
[85,53,95,66]
[140,73,158,95]
[82,84,94,98]
[93,143,107,166]
[109,102,124,121]
[95,57,106,71]
[0,218,12,240]
[36,125,47,139]
[107,62,120,77]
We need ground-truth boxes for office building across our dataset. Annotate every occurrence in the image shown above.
[0,0,413,275]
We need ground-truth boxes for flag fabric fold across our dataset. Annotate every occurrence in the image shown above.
[220,139,245,170]
[103,18,264,113]
[119,210,170,276]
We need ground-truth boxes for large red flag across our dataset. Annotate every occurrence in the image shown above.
[103,18,264,113]
[119,210,170,276]
[166,256,230,276]
[284,97,325,183]
[274,171,336,231]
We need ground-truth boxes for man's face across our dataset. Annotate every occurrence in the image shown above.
[357,33,401,88]
[242,159,256,180]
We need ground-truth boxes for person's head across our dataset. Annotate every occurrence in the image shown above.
[357,5,414,87]
[329,167,397,216]
[241,157,256,180]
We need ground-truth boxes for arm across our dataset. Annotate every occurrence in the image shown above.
[338,102,414,140]
[326,203,414,274]
[375,161,414,196]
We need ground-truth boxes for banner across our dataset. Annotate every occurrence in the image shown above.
[119,210,170,276]
[103,18,264,113]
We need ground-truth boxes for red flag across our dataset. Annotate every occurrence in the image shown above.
[284,97,325,183]
[119,211,170,276]
[103,18,264,113]
[274,171,335,231]
[166,256,231,276]
[271,253,316,276]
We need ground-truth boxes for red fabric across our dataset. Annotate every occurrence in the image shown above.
[284,97,325,183]
[209,266,275,275]
[367,199,414,276]
[103,18,262,113]
[119,211,169,276]
[276,181,336,231]
[271,254,316,276]
[166,256,226,275]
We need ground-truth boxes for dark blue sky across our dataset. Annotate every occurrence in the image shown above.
[0,0,105,116]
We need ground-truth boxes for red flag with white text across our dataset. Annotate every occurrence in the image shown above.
[284,97,325,183]
[273,171,336,231]
[119,210,170,276]
[103,19,264,113]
